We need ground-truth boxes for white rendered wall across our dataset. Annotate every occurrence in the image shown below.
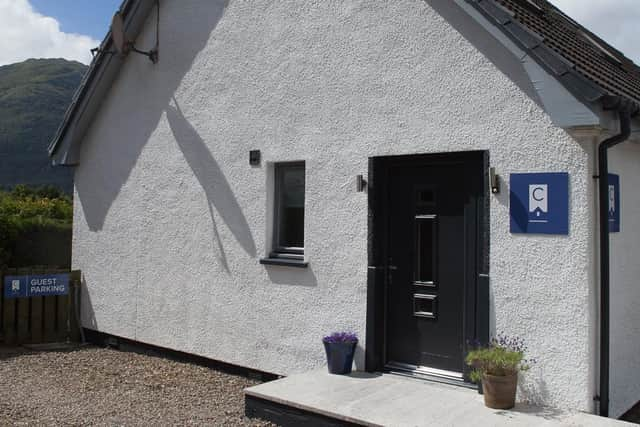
[608,141,640,417]
[72,0,596,411]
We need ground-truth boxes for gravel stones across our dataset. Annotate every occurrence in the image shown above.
[0,346,274,426]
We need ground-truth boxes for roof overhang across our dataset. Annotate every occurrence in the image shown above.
[50,0,640,165]
[461,0,640,129]
[48,0,154,166]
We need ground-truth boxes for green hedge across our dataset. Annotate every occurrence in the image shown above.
[0,185,72,268]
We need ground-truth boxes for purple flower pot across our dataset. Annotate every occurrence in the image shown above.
[323,341,357,375]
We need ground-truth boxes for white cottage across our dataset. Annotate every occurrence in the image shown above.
[49,0,640,418]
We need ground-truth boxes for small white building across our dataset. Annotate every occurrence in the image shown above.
[50,0,640,418]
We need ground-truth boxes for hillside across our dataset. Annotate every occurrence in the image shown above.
[0,58,87,193]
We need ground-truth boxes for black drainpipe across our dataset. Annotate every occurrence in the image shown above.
[597,98,634,417]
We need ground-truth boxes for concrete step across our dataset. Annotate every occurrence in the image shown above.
[244,369,634,427]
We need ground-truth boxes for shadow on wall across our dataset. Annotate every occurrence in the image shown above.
[516,374,553,417]
[265,264,318,287]
[76,0,229,232]
[353,342,366,371]
[81,276,98,331]
[166,100,257,267]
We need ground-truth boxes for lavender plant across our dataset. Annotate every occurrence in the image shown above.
[323,332,358,344]
[466,334,534,382]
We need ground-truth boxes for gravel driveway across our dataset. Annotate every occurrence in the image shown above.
[0,346,274,426]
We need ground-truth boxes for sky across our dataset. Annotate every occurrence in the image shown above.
[548,0,640,64]
[30,0,122,41]
[0,0,120,66]
[0,0,638,67]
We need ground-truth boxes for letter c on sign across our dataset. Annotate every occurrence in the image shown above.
[532,187,545,201]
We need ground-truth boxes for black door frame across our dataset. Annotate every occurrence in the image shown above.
[365,151,490,380]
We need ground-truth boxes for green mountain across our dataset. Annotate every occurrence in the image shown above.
[0,58,87,193]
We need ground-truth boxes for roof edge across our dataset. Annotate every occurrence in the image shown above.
[48,0,155,164]
[465,0,640,117]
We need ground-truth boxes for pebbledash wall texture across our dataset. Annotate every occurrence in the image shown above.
[609,142,640,417]
[72,0,604,412]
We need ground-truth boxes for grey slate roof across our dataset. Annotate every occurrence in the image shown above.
[467,0,640,113]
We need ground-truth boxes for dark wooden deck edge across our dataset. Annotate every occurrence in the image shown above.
[83,328,280,383]
[245,394,364,427]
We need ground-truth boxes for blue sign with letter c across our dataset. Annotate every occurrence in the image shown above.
[608,173,620,232]
[510,172,569,235]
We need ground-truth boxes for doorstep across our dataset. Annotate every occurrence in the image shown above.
[244,369,634,427]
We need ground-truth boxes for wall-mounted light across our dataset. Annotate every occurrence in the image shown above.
[490,167,501,194]
[249,150,261,166]
[357,175,367,192]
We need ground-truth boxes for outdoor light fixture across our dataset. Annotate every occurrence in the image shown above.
[357,175,367,192]
[249,150,261,166]
[490,167,501,194]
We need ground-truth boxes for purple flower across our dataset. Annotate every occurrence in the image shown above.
[323,332,358,344]
[491,334,528,353]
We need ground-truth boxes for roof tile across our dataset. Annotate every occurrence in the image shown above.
[496,0,640,105]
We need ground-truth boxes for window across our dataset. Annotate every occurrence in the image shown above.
[260,162,307,267]
[275,162,305,251]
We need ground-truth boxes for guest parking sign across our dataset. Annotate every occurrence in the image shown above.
[510,173,569,235]
[3,273,70,299]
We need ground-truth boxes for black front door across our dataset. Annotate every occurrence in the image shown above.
[383,154,483,375]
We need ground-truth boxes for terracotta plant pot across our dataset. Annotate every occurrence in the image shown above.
[482,373,517,409]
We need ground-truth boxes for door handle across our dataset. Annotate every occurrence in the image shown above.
[366,265,397,271]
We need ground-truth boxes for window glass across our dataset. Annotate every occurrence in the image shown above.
[415,216,436,284]
[276,163,305,250]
